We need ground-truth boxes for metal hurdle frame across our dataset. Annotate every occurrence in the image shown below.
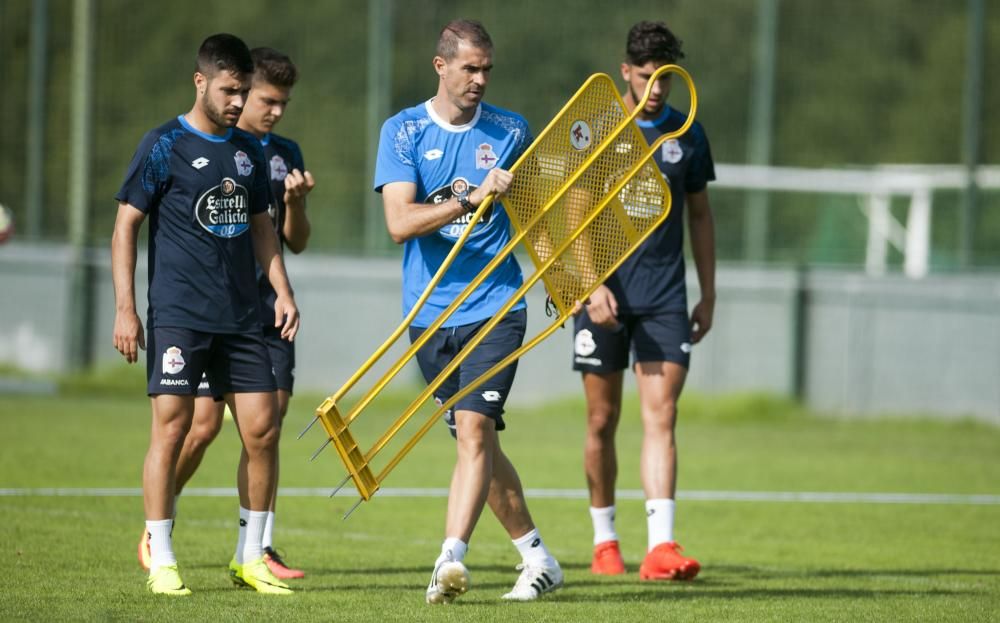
[303,65,698,517]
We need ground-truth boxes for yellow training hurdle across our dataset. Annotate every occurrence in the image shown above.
[302,65,698,514]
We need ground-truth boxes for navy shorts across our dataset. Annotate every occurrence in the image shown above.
[147,327,277,397]
[408,309,527,437]
[194,326,295,397]
[572,309,692,373]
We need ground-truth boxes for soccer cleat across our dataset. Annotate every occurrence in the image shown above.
[228,558,249,587]
[147,564,192,596]
[241,557,293,595]
[639,541,700,581]
[591,540,626,575]
[137,529,151,572]
[501,560,564,601]
[264,546,305,579]
[425,560,471,605]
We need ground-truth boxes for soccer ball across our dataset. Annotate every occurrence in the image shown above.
[0,204,14,244]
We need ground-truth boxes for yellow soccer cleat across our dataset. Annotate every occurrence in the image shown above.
[147,564,192,596]
[228,558,249,587]
[241,557,293,595]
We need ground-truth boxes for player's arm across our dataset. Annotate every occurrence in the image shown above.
[251,213,300,341]
[381,168,513,243]
[111,202,146,363]
[561,186,618,327]
[687,189,716,343]
[282,168,314,254]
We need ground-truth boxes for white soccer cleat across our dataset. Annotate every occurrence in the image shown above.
[425,560,471,605]
[501,560,564,601]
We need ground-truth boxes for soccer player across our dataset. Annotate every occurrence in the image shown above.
[374,19,563,604]
[137,47,315,581]
[112,33,300,596]
[573,21,716,580]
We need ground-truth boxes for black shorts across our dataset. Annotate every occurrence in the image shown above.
[147,327,277,397]
[408,309,527,437]
[572,309,692,373]
[194,326,295,397]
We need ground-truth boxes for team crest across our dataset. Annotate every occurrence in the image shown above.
[269,155,288,181]
[475,143,498,170]
[234,150,254,176]
[569,120,592,150]
[162,346,186,375]
[661,139,683,164]
[574,329,597,356]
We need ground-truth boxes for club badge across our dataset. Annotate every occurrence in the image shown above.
[270,155,288,181]
[234,150,254,176]
[162,346,186,375]
[475,143,497,170]
[661,139,683,164]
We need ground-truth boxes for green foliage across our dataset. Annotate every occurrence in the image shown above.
[1,0,998,264]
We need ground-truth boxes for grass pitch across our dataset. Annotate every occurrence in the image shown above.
[1,372,998,621]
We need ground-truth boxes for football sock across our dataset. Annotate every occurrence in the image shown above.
[234,506,250,564]
[146,518,176,570]
[436,537,468,566]
[512,528,555,565]
[242,510,268,564]
[262,511,275,550]
[590,505,618,545]
[645,498,676,550]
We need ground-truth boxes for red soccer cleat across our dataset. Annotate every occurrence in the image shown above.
[591,540,626,575]
[263,547,305,580]
[639,541,700,581]
[138,528,151,571]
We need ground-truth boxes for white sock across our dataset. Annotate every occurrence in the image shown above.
[146,519,176,571]
[242,510,268,564]
[646,498,676,551]
[590,505,618,546]
[512,528,555,566]
[262,511,275,550]
[234,507,250,564]
[435,537,468,566]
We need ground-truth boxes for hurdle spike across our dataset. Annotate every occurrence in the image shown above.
[329,473,352,498]
[296,415,319,440]
[309,438,331,461]
[343,497,364,520]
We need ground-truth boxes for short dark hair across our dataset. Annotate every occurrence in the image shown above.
[626,21,685,66]
[196,33,253,77]
[251,47,299,88]
[436,19,493,60]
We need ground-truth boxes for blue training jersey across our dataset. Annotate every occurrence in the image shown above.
[605,104,715,313]
[374,100,532,328]
[256,132,305,327]
[115,115,271,333]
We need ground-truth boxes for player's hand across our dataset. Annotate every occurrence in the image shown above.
[582,284,619,329]
[113,311,145,364]
[274,294,300,342]
[690,296,715,343]
[283,168,315,206]
[469,168,513,207]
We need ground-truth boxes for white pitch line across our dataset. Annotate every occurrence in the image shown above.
[0,487,998,505]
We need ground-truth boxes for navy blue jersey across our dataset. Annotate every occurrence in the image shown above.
[115,115,271,333]
[604,105,715,313]
[256,132,305,326]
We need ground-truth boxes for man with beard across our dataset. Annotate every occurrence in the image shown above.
[112,33,300,596]
[137,46,315,583]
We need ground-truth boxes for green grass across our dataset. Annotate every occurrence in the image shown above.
[2,383,999,621]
